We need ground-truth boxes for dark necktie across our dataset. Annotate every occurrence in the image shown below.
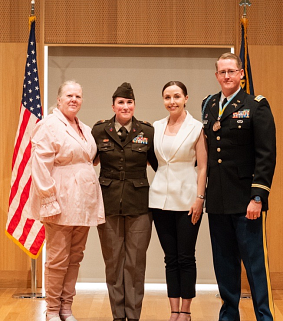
[119,126,128,142]
[222,98,228,108]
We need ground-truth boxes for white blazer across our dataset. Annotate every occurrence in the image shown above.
[149,111,203,211]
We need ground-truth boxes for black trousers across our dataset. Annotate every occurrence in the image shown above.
[152,209,202,299]
[208,212,274,321]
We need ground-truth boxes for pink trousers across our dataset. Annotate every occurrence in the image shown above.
[44,223,90,315]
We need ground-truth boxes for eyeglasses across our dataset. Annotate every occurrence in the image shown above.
[217,69,240,77]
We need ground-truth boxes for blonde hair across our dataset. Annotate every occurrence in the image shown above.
[57,80,83,98]
[215,53,242,71]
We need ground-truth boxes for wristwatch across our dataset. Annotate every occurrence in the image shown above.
[253,196,262,203]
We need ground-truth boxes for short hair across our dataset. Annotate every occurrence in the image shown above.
[57,80,83,98]
[162,81,188,97]
[215,53,242,70]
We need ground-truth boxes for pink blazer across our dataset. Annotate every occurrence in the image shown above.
[29,108,105,226]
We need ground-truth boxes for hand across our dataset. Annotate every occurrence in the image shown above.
[189,198,204,225]
[246,200,262,220]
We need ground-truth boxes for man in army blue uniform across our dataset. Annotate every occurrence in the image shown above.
[91,82,157,321]
[202,53,276,321]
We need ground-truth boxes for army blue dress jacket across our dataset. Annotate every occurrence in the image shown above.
[202,88,276,214]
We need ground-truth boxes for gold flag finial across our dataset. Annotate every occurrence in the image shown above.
[239,0,252,18]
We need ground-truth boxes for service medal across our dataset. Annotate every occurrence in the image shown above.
[213,120,221,132]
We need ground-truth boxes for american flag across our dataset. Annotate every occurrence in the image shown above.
[5,19,45,259]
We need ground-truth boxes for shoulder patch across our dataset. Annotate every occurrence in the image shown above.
[254,95,265,102]
[140,120,153,127]
[94,119,106,126]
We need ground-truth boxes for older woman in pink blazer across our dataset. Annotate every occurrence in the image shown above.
[29,80,105,321]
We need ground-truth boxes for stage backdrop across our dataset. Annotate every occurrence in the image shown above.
[47,46,229,283]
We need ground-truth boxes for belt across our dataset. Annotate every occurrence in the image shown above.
[101,170,146,181]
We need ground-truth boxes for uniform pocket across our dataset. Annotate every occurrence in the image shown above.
[229,119,252,145]
[99,177,112,186]
[132,144,148,153]
[237,163,254,179]
[132,178,149,188]
[98,142,114,152]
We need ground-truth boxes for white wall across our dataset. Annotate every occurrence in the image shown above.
[48,46,229,283]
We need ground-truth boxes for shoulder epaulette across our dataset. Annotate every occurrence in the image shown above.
[140,120,153,127]
[202,95,209,101]
[94,119,107,126]
[254,95,265,102]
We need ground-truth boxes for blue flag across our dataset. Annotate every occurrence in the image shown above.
[239,17,254,95]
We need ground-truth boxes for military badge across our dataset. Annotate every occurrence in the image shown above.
[213,121,221,132]
[95,119,105,125]
[132,132,148,144]
[233,109,250,118]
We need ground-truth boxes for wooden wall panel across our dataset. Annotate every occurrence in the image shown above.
[0,0,41,43]
[240,1,283,46]
[0,43,32,287]
[248,45,283,288]
[44,0,235,45]
[0,0,44,288]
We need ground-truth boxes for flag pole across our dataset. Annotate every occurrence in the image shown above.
[239,0,253,298]
[13,258,44,299]
[12,0,45,299]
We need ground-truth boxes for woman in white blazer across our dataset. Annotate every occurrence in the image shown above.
[29,81,105,321]
[149,81,207,321]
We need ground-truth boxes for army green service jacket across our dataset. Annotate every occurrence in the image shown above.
[92,116,157,216]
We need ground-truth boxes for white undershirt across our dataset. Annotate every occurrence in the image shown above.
[162,134,176,160]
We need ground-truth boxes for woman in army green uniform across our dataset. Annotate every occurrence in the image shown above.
[91,82,157,321]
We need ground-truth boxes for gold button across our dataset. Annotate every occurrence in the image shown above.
[216,136,220,141]
[217,148,221,152]
[238,125,242,128]
[218,159,222,164]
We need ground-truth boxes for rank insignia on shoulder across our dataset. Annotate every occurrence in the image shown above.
[254,95,265,102]
[140,120,152,127]
[95,119,106,125]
